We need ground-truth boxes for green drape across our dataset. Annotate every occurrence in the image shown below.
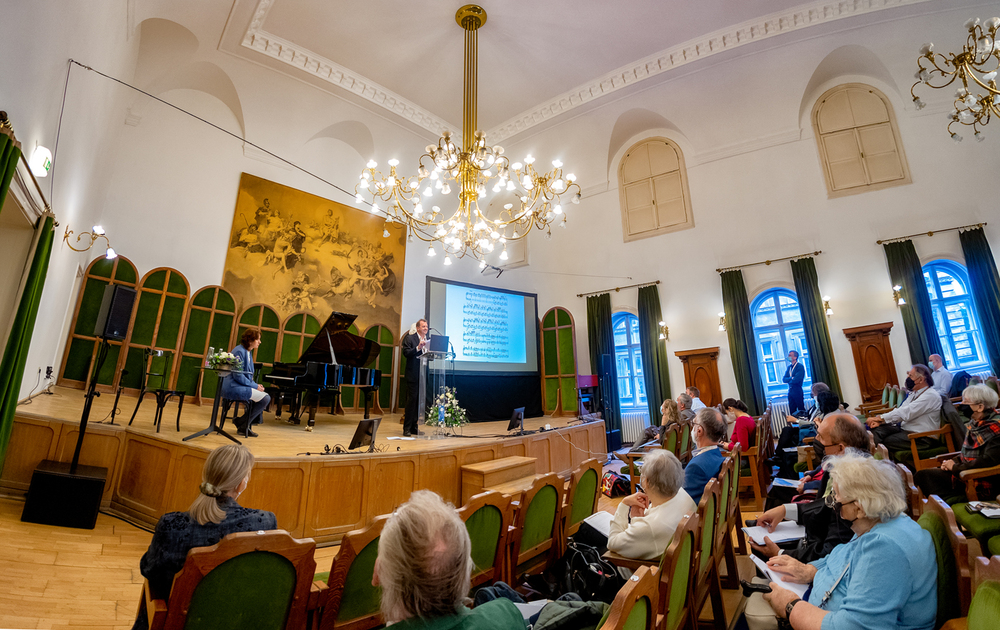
[790,257,842,399]
[959,227,1000,376]
[883,240,943,365]
[0,133,22,214]
[721,270,765,416]
[0,215,55,469]
[586,293,620,432]
[637,285,671,423]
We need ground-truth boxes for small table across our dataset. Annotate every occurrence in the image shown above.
[182,368,241,444]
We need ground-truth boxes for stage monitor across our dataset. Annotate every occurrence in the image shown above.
[507,407,525,432]
[425,277,539,375]
[349,417,381,451]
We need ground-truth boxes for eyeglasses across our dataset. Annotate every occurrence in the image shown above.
[824,493,855,514]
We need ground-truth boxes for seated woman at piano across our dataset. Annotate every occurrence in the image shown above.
[220,328,270,438]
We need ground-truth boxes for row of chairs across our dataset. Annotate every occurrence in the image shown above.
[140,458,605,630]
[618,422,695,493]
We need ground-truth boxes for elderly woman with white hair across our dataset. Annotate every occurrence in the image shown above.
[915,383,1000,503]
[762,450,937,630]
[608,449,696,560]
[373,490,526,630]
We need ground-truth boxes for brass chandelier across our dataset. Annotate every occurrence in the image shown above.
[911,16,1000,142]
[355,4,581,265]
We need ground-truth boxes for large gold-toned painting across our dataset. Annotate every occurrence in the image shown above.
[223,173,405,333]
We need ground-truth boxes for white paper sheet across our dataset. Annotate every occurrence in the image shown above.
[741,521,807,546]
[583,510,614,537]
[751,555,810,598]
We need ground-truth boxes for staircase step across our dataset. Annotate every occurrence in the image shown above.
[461,456,537,504]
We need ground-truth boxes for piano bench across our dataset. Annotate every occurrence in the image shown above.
[219,399,252,431]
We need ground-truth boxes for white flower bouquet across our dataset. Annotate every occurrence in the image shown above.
[425,387,468,429]
[208,351,243,371]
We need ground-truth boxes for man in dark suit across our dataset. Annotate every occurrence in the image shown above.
[782,350,806,414]
[401,318,429,437]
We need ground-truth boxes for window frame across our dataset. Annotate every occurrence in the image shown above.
[617,136,694,242]
[611,312,646,411]
[922,259,990,373]
[750,288,813,402]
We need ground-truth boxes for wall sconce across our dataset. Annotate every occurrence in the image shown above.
[64,225,117,259]
[892,285,906,306]
[658,320,669,341]
[823,296,833,317]
[718,312,726,332]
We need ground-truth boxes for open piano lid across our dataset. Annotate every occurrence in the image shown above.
[299,311,380,368]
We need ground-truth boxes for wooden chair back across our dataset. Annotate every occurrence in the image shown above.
[145,530,316,630]
[897,463,922,518]
[691,478,725,628]
[317,515,389,630]
[678,423,692,462]
[662,424,680,458]
[917,495,983,624]
[457,491,515,588]
[737,418,768,511]
[599,565,659,630]
[658,513,698,630]
[563,459,603,538]
[510,473,565,580]
[964,556,1000,630]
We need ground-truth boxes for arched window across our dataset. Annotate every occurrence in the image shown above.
[751,288,812,401]
[812,83,911,197]
[612,312,645,411]
[923,260,990,372]
[617,137,693,242]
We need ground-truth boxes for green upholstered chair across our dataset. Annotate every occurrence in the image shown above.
[316,515,388,630]
[897,463,923,519]
[690,479,725,630]
[658,513,697,630]
[678,423,692,464]
[142,530,316,630]
[562,458,603,552]
[891,397,957,472]
[663,424,680,459]
[714,453,741,589]
[953,505,1000,552]
[737,418,767,511]
[989,536,1000,557]
[857,383,893,415]
[457,491,514,588]
[509,473,565,581]
[917,495,982,627]
[941,555,1000,630]
[598,565,659,630]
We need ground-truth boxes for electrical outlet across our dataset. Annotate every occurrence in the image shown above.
[45,366,53,379]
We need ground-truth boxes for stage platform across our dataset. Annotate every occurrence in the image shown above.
[2,387,606,544]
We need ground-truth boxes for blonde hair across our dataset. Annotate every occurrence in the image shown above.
[824,448,905,522]
[187,444,255,526]
[378,491,472,622]
[661,399,680,426]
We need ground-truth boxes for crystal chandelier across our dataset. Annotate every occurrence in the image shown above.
[355,4,581,265]
[911,16,1000,142]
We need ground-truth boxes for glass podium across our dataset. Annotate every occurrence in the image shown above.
[417,350,455,427]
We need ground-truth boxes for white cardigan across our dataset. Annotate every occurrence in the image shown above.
[607,489,696,560]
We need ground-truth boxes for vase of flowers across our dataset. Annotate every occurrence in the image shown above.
[425,387,468,436]
[208,351,242,374]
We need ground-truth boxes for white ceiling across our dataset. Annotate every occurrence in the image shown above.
[226,0,939,141]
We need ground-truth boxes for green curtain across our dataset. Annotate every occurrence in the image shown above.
[721,270,765,416]
[0,215,55,469]
[960,227,1000,376]
[790,257,842,400]
[883,240,943,365]
[0,133,22,214]
[586,293,620,432]
[637,285,671,423]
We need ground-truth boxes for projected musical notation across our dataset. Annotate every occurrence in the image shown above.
[460,291,512,360]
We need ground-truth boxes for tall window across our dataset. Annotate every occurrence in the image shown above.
[751,288,812,401]
[612,312,646,411]
[923,260,990,372]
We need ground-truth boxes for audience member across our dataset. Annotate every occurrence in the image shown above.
[642,399,680,443]
[608,450,696,560]
[722,398,755,452]
[133,444,276,630]
[929,354,953,397]
[686,386,706,411]
[782,350,806,414]
[867,364,942,451]
[220,328,271,437]
[774,383,830,458]
[915,384,1000,503]
[683,407,726,504]
[373,490,525,629]
[799,390,840,444]
[759,451,937,630]
[676,392,696,422]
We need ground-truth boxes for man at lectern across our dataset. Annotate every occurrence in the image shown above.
[401,319,429,437]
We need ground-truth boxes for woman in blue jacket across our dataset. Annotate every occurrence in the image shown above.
[220,328,270,437]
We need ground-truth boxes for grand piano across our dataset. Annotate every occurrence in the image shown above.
[263,310,381,431]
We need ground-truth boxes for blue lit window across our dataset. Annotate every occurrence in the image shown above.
[612,312,646,410]
[923,260,989,372]
[751,288,812,402]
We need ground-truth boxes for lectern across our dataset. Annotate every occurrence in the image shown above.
[417,350,455,426]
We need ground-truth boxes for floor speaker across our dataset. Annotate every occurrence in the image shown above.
[21,460,108,529]
[93,284,137,341]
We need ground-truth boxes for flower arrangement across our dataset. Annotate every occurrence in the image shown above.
[208,351,243,371]
[425,387,468,429]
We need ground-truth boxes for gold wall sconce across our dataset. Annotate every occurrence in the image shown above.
[658,320,669,341]
[64,225,117,259]
[892,285,906,306]
[718,312,727,332]
[823,296,833,317]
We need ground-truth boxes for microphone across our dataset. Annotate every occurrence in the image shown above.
[429,327,443,335]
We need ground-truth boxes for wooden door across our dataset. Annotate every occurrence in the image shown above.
[843,322,898,404]
[674,347,722,407]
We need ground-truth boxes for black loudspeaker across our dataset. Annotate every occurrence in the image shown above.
[598,353,622,451]
[21,460,107,529]
[93,284,137,341]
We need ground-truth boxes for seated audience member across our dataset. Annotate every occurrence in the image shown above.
[642,399,681,444]
[676,392,696,423]
[686,386,706,411]
[133,444,276,630]
[753,414,870,561]
[373,490,526,630]
[774,383,830,466]
[867,364,942,450]
[798,390,840,444]
[758,451,937,630]
[722,398,755,452]
[220,328,271,438]
[608,450,696,560]
[915,384,1000,503]
[683,407,727,504]
[929,353,953,397]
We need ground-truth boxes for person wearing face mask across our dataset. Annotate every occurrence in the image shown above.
[928,354,953,397]
[682,407,727,504]
[914,384,1000,504]
[722,398,755,452]
[867,364,943,451]
[782,350,806,414]
[757,451,937,630]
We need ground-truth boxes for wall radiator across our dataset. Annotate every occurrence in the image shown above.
[621,410,651,444]
[769,400,791,434]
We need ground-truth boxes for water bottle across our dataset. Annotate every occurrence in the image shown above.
[207,346,214,367]
[438,405,445,424]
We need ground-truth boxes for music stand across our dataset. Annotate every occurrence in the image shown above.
[507,407,526,434]
[349,417,381,452]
